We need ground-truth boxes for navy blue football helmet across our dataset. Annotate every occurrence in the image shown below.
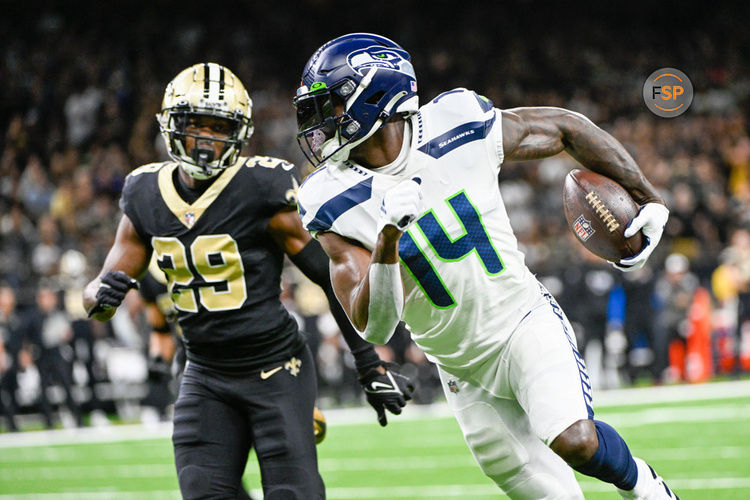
[293,33,419,166]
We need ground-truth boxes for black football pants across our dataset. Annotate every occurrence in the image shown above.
[173,345,324,499]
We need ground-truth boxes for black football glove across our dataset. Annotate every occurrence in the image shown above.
[359,363,415,426]
[88,270,139,317]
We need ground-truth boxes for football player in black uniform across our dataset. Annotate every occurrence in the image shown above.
[84,63,414,500]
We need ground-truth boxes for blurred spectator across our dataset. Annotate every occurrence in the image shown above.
[653,254,699,383]
[64,72,103,149]
[0,205,35,294]
[0,285,23,431]
[622,267,658,383]
[551,243,619,389]
[17,155,54,219]
[31,214,61,278]
[23,285,83,428]
[712,229,750,374]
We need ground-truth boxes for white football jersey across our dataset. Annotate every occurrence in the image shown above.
[298,88,542,373]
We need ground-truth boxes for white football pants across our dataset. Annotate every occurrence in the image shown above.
[438,289,592,499]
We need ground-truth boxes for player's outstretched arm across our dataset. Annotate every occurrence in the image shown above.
[83,214,149,321]
[502,107,668,271]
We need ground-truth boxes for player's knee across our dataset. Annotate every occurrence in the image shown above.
[457,402,527,481]
[264,482,324,500]
[178,464,225,499]
[550,419,598,466]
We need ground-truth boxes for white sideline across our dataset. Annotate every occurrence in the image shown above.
[0,379,748,448]
[592,378,750,406]
[0,477,749,499]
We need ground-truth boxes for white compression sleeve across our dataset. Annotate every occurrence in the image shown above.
[362,263,404,345]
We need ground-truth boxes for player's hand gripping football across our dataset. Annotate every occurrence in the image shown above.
[377,177,425,234]
[611,203,669,272]
[359,363,415,426]
[88,270,140,317]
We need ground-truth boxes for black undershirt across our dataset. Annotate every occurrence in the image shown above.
[173,167,217,204]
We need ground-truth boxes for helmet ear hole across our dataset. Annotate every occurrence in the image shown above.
[365,90,386,105]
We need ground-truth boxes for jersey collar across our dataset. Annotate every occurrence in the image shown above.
[158,159,244,229]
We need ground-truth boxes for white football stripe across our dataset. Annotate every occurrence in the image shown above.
[207,62,220,100]
[1,477,749,499]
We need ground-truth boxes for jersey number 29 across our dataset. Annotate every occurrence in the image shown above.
[152,234,247,312]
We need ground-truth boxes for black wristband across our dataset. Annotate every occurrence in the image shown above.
[152,322,171,333]
[351,345,382,373]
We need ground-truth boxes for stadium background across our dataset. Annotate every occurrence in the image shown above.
[1,1,750,497]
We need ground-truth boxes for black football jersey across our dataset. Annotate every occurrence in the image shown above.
[120,156,304,371]
[139,266,177,324]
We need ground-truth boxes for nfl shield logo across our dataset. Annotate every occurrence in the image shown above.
[573,215,595,242]
[411,80,417,92]
[184,212,196,228]
[447,380,459,393]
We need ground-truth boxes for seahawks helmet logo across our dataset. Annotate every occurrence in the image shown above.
[347,46,415,77]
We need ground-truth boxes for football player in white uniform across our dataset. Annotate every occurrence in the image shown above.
[293,34,676,500]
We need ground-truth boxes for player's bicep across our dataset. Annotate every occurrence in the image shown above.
[267,207,312,256]
[502,107,567,161]
[98,214,151,279]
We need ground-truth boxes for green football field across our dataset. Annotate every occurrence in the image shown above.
[1,381,749,499]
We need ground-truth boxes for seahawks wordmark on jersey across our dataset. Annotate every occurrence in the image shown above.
[121,155,304,371]
[298,89,543,373]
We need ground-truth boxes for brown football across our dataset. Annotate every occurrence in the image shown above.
[563,169,644,262]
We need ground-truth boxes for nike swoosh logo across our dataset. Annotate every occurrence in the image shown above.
[260,366,283,380]
[368,381,395,391]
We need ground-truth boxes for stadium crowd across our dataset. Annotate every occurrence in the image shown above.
[1,2,749,430]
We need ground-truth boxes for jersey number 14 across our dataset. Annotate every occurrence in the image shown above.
[398,190,505,308]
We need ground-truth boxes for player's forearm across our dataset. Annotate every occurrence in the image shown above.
[348,228,399,326]
[560,112,664,205]
[351,228,404,344]
[149,331,175,361]
[291,241,381,366]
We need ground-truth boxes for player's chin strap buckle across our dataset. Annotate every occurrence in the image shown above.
[191,147,215,173]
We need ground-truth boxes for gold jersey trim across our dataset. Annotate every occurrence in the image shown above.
[157,160,244,229]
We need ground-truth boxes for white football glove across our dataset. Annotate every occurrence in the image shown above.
[377,177,425,234]
[611,202,669,272]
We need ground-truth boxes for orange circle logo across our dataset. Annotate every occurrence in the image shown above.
[643,68,693,118]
